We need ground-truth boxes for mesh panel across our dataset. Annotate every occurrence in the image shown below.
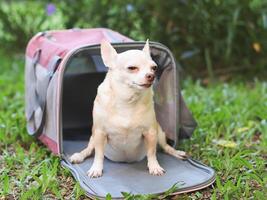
[61,42,197,150]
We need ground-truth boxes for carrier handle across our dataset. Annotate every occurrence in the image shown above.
[27,55,61,136]
[26,49,42,135]
[26,49,41,121]
[33,49,42,66]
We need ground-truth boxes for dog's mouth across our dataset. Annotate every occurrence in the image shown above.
[133,82,152,88]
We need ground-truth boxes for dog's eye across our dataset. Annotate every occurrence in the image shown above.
[151,66,157,71]
[127,66,139,71]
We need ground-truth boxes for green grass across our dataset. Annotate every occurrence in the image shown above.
[0,51,266,199]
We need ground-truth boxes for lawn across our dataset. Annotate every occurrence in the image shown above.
[0,51,266,200]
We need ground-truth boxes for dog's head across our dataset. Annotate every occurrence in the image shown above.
[101,40,157,90]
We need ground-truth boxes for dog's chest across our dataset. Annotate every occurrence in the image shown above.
[104,125,147,162]
[102,106,150,162]
[104,105,151,134]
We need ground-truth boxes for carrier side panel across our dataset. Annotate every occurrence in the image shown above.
[25,53,60,154]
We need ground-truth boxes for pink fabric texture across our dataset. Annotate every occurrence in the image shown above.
[26,28,133,67]
[39,134,59,154]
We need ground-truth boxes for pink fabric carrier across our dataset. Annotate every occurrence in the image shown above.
[25,28,214,199]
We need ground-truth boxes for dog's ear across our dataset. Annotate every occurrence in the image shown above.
[101,40,117,68]
[142,39,151,57]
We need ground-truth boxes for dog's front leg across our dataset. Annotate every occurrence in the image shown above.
[70,136,94,164]
[87,129,107,178]
[144,129,165,176]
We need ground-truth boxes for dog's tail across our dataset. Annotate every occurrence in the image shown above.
[157,124,188,159]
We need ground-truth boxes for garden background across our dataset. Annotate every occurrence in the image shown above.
[0,1,266,199]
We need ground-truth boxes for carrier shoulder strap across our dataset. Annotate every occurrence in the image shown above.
[26,50,61,136]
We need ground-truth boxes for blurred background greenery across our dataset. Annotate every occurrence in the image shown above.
[0,0,266,81]
[1,1,267,199]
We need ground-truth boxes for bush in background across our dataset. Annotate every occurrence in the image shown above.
[0,0,266,79]
[0,1,66,49]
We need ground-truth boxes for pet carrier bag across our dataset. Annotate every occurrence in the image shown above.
[25,28,215,199]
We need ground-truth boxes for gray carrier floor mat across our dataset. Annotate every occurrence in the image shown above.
[62,141,215,199]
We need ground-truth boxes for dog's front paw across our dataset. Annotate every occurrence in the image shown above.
[148,163,165,176]
[69,153,85,164]
[87,166,103,178]
[174,150,188,159]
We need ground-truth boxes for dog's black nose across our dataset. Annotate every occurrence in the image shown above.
[145,73,155,82]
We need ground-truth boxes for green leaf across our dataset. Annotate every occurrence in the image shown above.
[213,139,237,148]
[105,193,112,200]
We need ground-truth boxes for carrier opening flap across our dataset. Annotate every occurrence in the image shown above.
[61,141,215,199]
